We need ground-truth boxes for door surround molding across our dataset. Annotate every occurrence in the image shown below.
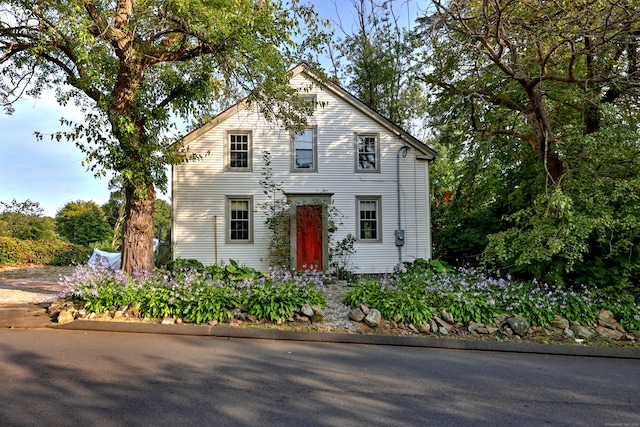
[284,192,333,271]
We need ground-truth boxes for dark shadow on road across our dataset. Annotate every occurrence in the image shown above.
[0,330,639,426]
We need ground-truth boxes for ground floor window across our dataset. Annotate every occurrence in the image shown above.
[226,196,253,243]
[356,196,381,242]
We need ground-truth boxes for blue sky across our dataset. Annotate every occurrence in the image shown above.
[0,1,420,217]
[0,94,110,217]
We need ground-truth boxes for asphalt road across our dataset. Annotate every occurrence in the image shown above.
[1,329,639,426]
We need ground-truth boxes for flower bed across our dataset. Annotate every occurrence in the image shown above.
[58,258,640,344]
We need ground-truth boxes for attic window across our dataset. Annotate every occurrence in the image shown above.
[301,96,315,112]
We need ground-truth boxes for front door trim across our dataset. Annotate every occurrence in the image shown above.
[284,192,333,271]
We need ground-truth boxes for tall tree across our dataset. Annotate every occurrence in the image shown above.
[55,200,112,246]
[418,0,640,286]
[1,0,327,273]
[418,0,640,183]
[332,0,426,130]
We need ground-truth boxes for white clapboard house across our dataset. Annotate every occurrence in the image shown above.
[171,64,436,274]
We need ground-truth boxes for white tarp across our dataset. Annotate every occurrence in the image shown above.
[88,248,122,270]
[87,240,160,270]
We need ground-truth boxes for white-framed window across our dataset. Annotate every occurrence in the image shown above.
[356,196,381,242]
[355,133,379,172]
[300,95,316,112]
[225,131,252,172]
[226,196,253,243]
[291,126,317,172]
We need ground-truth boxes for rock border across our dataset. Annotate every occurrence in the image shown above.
[47,299,637,347]
[48,300,325,326]
[348,305,638,344]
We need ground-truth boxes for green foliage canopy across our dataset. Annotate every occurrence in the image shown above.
[417,0,640,288]
[0,199,55,241]
[332,0,427,129]
[152,198,171,242]
[55,200,112,247]
[0,0,329,273]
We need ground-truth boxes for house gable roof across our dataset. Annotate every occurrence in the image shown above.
[180,64,436,160]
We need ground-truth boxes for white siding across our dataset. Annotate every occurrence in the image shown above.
[173,72,432,273]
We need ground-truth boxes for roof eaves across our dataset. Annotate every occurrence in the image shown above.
[180,98,249,146]
[297,67,437,160]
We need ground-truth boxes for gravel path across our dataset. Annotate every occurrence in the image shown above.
[317,281,356,333]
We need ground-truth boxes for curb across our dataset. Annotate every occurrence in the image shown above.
[54,319,640,360]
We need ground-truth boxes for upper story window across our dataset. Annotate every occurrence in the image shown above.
[356,133,379,172]
[292,126,317,172]
[225,131,252,172]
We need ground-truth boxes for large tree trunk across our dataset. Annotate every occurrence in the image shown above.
[121,183,156,274]
[109,57,156,274]
[526,85,565,183]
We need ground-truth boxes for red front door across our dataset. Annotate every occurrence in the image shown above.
[296,205,323,271]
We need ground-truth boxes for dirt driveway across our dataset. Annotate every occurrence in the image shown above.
[0,266,72,305]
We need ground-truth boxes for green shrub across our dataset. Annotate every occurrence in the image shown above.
[55,200,112,246]
[343,280,436,326]
[154,243,172,268]
[594,289,640,332]
[48,241,91,265]
[244,279,326,322]
[0,236,89,266]
[0,236,30,265]
[165,257,206,273]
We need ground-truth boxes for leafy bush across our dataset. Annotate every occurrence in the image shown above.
[154,243,172,268]
[343,279,436,326]
[0,199,56,241]
[59,259,640,332]
[594,289,640,332]
[52,242,92,265]
[243,268,326,322]
[137,271,241,323]
[0,236,90,266]
[164,257,206,273]
[204,258,262,282]
[330,233,357,281]
[61,265,142,312]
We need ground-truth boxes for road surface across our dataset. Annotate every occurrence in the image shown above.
[1,329,639,426]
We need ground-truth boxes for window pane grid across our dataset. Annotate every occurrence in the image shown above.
[230,199,250,241]
[359,200,378,240]
[357,135,377,170]
[229,134,249,169]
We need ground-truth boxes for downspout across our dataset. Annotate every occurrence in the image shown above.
[395,144,410,270]
[214,215,218,264]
